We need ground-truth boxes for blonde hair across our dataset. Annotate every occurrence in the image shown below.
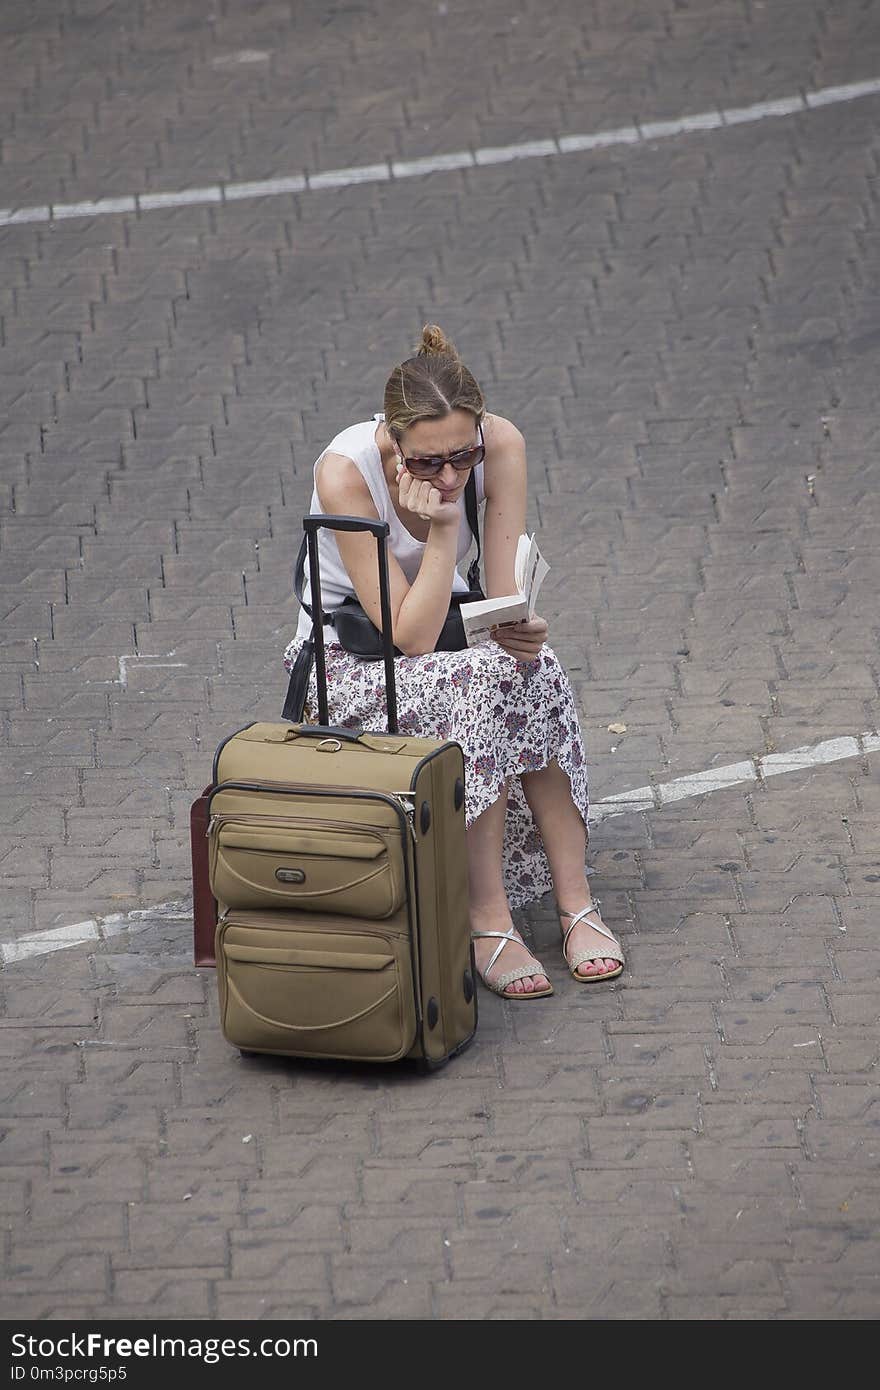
[383,324,485,439]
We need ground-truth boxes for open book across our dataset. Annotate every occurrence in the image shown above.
[459,533,549,646]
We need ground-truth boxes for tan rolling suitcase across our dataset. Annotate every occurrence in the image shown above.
[207,514,478,1069]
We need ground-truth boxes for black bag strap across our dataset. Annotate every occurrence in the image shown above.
[463,469,482,591]
[292,529,315,617]
[281,635,314,723]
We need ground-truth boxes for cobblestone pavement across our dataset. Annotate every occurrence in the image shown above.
[2,0,880,1320]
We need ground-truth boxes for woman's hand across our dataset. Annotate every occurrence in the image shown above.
[396,463,460,527]
[492,614,548,661]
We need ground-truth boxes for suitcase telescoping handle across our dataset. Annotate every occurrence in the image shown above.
[303,514,399,734]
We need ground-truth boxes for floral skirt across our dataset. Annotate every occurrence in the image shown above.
[282,636,590,910]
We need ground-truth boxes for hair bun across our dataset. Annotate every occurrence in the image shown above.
[416,323,458,359]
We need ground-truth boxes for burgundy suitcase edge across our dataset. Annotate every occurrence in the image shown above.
[191,784,218,967]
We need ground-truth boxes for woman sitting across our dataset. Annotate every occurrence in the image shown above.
[284,324,624,999]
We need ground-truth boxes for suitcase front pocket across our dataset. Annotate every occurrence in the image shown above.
[209,818,404,917]
[218,922,415,1062]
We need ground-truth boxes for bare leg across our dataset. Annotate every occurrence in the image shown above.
[520,759,621,977]
[467,783,549,996]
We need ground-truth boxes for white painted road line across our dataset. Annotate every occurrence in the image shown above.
[0,903,193,967]
[222,174,306,201]
[1,75,879,228]
[589,730,880,823]
[138,185,223,211]
[0,900,193,967]
[2,729,877,967]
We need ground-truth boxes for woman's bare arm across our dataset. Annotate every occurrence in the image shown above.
[482,414,528,597]
[481,414,549,658]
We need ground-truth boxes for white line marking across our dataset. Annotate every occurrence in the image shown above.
[589,730,877,823]
[1,730,877,967]
[210,50,270,66]
[474,138,558,165]
[1,75,878,228]
[760,736,861,776]
[806,77,880,106]
[640,113,723,139]
[308,162,391,188]
[391,150,475,177]
[52,195,138,220]
[723,94,806,123]
[558,126,640,152]
[223,174,306,201]
[138,185,223,210]
[653,759,758,805]
[7,919,100,961]
[102,653,186,690]
[0,206,50,225]
[0,902,192,966]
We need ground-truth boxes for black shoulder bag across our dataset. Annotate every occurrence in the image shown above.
[283,472,484,721]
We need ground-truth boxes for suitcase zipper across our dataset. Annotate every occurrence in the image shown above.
[392,792,417,841]
[208,798,417,842]
[206,811,394,838]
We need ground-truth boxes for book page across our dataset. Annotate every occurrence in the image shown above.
[514,533,532,591]
[523,538,549,617]
[513,533,549,617]
[458,532,550,645]
[459,594,529,646]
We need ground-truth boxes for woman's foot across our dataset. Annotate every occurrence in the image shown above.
[471,907,552,999]
[558,896,624,982]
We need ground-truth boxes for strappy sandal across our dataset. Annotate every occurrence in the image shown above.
[558,897,625,983]
[471,925,554,1000]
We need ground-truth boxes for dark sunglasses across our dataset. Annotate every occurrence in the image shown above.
[398,422,485,479]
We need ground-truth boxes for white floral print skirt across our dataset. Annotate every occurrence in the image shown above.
[282,636,590,910]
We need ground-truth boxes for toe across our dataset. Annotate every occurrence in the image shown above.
[516,973,547,994]
[577,961,604,979]
[570,942,622,979]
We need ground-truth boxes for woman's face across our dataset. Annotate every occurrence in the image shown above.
[394,409,481,502]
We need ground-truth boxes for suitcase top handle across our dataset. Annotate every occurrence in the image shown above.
[283,723,362,744]
[277,727,410,754]
[303,514,389,541]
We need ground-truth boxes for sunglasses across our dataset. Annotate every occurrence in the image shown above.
[398,422,485,479]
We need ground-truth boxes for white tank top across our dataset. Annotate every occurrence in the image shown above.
[295,414,486,640]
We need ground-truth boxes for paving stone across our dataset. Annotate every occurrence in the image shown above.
[103,1273,217,1318]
